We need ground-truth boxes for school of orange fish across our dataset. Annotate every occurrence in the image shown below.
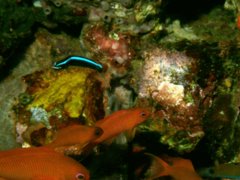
[0,108,202,179]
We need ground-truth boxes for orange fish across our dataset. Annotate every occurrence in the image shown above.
[93,108,150,144]
[0,146,89,180]
[46,125,103,154]
[143,153,202,180]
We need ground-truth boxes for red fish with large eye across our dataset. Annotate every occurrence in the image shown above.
[0,146,90,180]
[93,108,150,144]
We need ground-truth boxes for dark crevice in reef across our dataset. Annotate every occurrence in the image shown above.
[0,34,35,81]
[161,0,226,23]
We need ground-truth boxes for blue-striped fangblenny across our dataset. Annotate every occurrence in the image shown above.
[52,56,103,72]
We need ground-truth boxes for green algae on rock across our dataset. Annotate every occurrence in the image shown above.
[202,58,240,163]
[203,92,240,163]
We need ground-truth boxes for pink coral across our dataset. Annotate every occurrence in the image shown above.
[83,24,133,67]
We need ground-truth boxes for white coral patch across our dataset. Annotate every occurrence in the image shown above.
[16,123,28,143]
[30,107,51,129]
[152,82,184,106]
[138,48,194,107]
[33,0,43,8]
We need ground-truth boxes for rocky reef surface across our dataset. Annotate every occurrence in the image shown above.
[0,0,240,179]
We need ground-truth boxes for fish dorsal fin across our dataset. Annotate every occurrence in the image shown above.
[0,147,55,159]
[31,176,60,180]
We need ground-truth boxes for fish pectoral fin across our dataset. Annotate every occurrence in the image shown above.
[125,128,136,141]
[102,129,135,145]
[54,143,86,155]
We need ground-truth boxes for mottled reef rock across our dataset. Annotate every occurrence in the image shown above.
[0,0,240,172]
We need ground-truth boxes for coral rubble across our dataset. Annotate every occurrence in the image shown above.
[136,48,204,153]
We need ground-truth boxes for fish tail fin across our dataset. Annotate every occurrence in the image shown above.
[144,153,170,178]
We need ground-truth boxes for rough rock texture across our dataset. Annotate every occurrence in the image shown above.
[135,48,204,153]
[0,30,51,150]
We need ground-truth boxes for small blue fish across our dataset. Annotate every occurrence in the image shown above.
[53,56,103,72]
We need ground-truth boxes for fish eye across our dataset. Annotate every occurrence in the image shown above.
[140,111,147,117]
[76,173,85,180]
[94,127,103,137]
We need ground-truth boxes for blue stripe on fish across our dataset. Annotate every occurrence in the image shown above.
[53,56,103,72]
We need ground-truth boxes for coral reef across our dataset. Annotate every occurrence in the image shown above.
[0,0,45,74]
[0,0,240,179]
[15,66,103,146]
[135,48,204,153]
[138,48,196,107]
[1,28,105,148]
[24,68,97,119]
[200,55,240,163]
[0,29,54,150]
[81,23,134,76]
[103,85,134,115]
[203,92,240,163]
